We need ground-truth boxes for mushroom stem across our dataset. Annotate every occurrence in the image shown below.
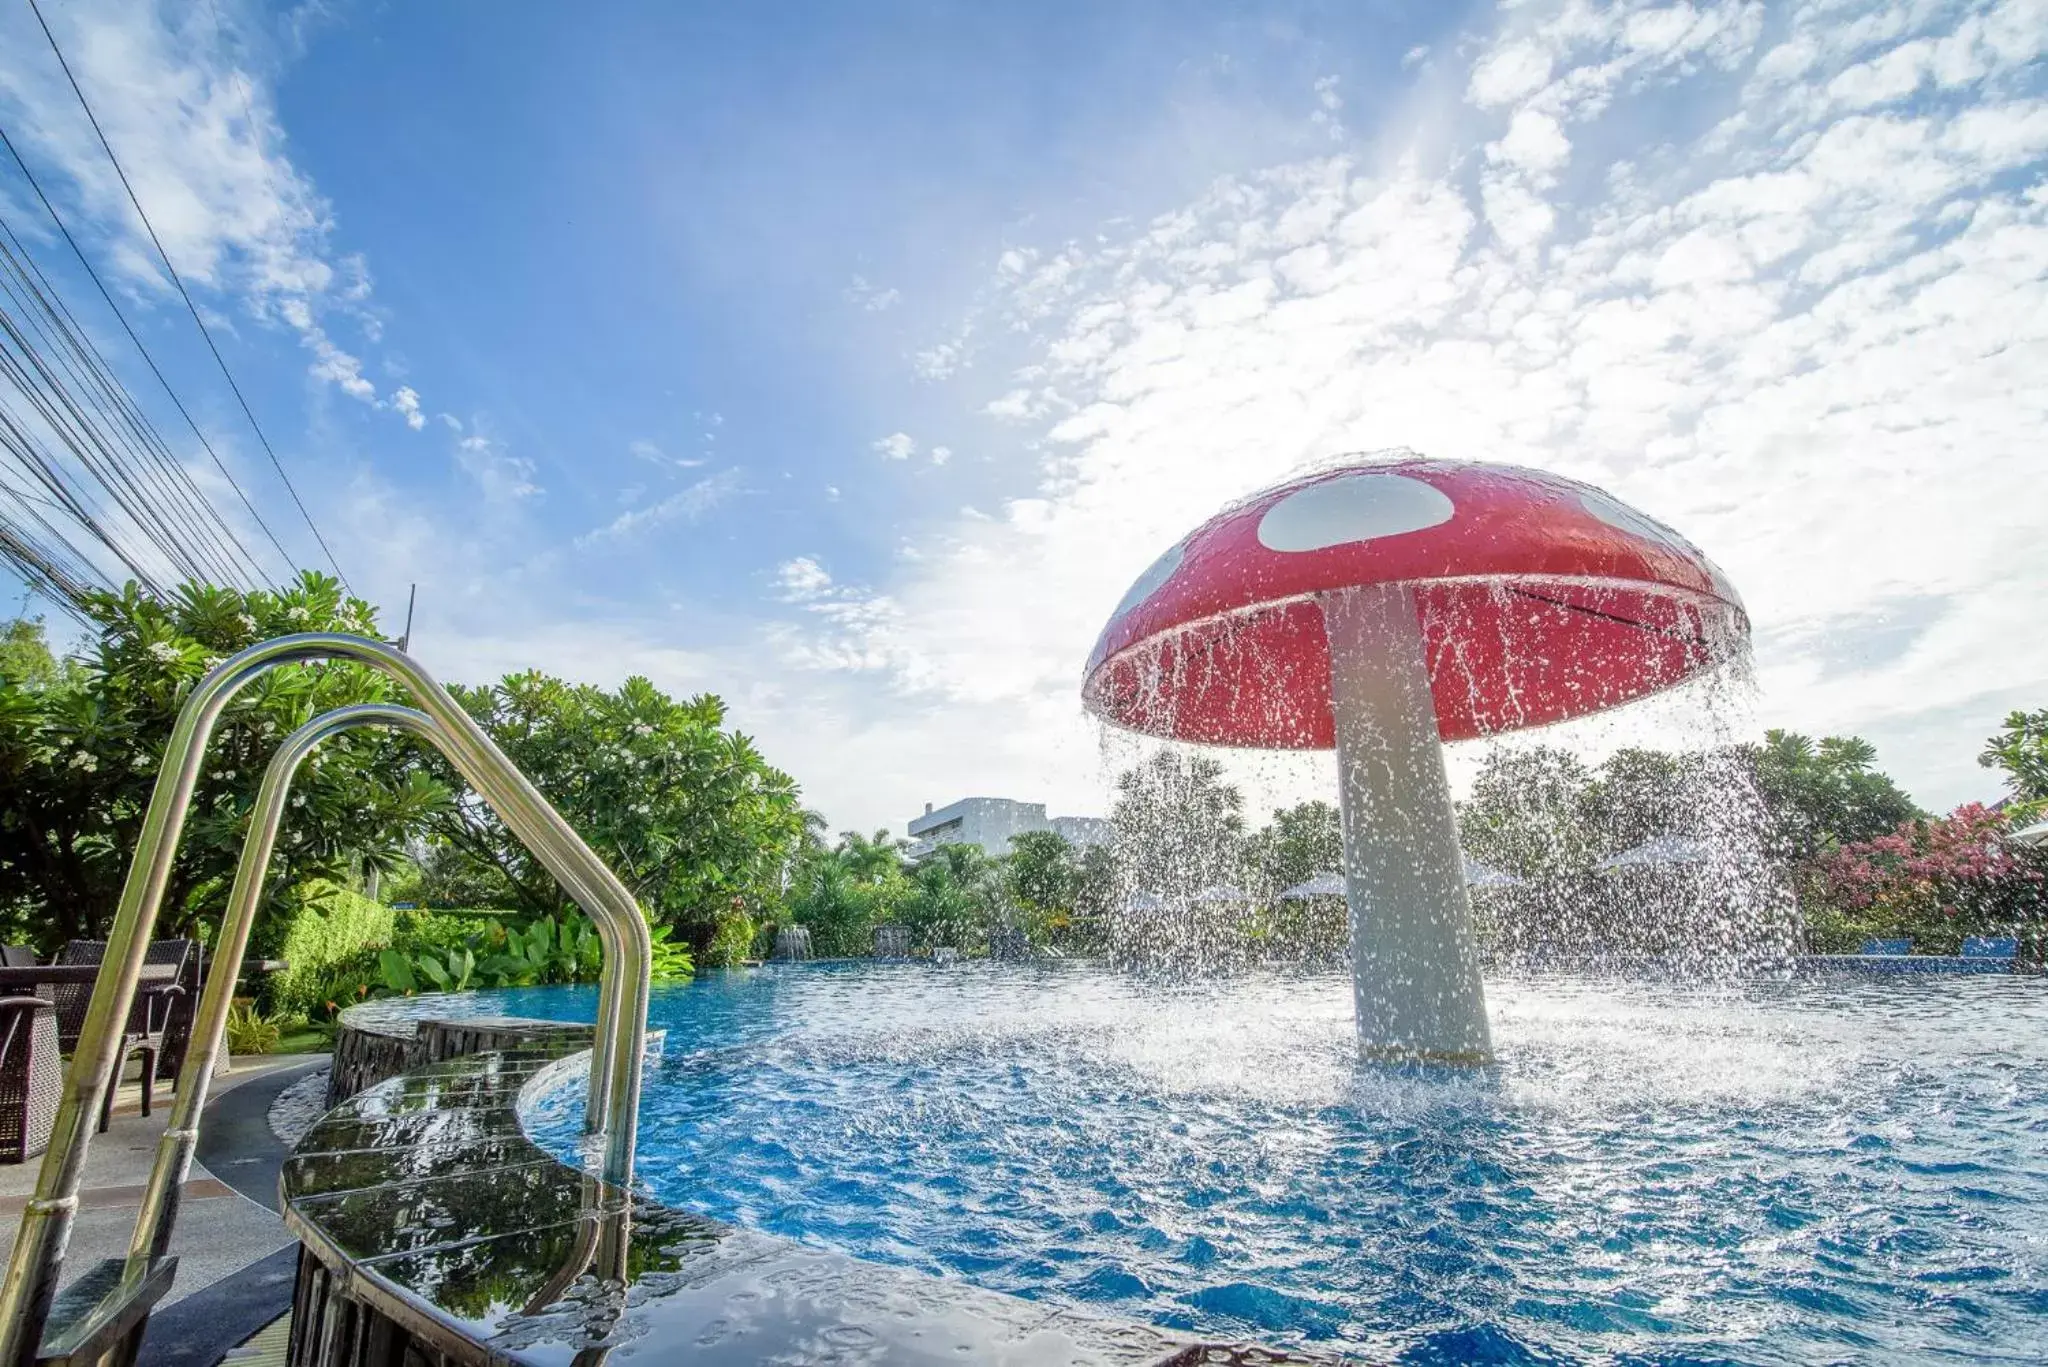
[1322,583,1493,1065]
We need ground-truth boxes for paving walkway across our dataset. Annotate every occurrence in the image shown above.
[0,1055,327,1332]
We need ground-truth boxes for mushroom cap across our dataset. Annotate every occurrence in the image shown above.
[1082,454,1748,748]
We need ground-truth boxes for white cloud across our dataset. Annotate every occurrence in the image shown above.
[0,2,397,403]
[767,0,2048,827]
[845,274,901,311]
[872,432,917,460]
[454,432,541,503]
[575,470,740,547]
[930,445,953,466]
[776,556,834,600]
[392,385,424,430]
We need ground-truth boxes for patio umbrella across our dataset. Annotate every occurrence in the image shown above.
[1462,856,1522,887]
[1277,872,1346,900]
[1595,834,1716,871]
[2009,818,2048,848]
[1121,890,1169,913]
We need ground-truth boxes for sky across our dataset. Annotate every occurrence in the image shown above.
[0,0,2043,835]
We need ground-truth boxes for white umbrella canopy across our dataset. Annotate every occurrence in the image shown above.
[1277,872,1347,900]
[1278,862,1518,898]
[2010,819,2048,848]
[1595,834,1717,871]
[1190,884,1255,903]
[1462,856,1522,888]
[1121,890,1169,913]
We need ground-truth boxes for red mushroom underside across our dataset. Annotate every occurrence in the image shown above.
[1083,575,1741,748]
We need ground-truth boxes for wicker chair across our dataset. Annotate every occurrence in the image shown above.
[49,939,191,1132]
[0,994,61,1163]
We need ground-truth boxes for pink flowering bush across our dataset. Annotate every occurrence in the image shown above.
[1808,804,2048,955]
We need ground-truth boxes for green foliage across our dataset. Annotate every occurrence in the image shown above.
[786,828,909,956]
[648,923,696,980]
[0,576,447,950]
[1748,730,1924,863]
[1244,801,1342,900]
[1980,709,2048,813]
[408,671,804,947]
[0,619,68,689]
[702,908,755,968]
[1111,750,1247,901]
[224,1000,283,1055]
[269,880,398,1018]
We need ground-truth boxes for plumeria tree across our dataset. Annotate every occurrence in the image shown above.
[411,671,806,946]
[1809,803,2048,954]
[0,575,444,949]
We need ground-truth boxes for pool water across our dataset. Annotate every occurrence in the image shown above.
[504,963,2048,1364]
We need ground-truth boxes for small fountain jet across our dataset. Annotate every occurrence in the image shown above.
[1082,452,1748,1064]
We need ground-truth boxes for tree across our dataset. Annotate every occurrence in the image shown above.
[1457,745,1598,880]
[902,842,1005,950]
[1244,800,1341,900]
[0,575,440,949]
[784,828,910,956]
[1980,710,2048,815]
[1110,750,1246,901]
[0,619,68,689]
[411,671,805,947]
[1747,730,1923,863]
[1006,830,1076,917]
[1810,803,2048,955]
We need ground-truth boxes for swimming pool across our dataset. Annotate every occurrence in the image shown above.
[499,962,2048,1363]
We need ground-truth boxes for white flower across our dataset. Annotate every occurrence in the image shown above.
[236,614,258,634]
[291,793,306,808]
[69,753,98,772]
[147,642,181,665]
[129,755,150,771]
[285,606,310,625]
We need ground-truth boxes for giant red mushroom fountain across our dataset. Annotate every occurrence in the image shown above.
[1081,453,1749,1064]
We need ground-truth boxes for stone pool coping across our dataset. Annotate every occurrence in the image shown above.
[284,1024,1358,1365]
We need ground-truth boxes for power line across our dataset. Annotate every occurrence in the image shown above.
[25,0,353,593]
[0,123,291,579]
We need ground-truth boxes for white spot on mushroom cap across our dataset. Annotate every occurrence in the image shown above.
[1257,472,1455,553]
[1576,489,1686,552]
[1110,541,1186,621]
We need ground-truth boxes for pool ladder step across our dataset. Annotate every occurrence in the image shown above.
[35,1256,176,1367]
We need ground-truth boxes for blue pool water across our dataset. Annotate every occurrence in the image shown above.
[501,963,2048,1364]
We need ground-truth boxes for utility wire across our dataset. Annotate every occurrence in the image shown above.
[26,0,353,592]
[0,126,286,578]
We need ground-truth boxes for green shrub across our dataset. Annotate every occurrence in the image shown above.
[225,1000,283,1055]
[270,881,397,1018]
[703,911,754,969]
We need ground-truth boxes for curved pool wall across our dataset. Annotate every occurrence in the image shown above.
[287,994,1332,1366]
[477,962,2048,1365]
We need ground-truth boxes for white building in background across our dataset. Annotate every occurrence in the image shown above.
[907,797,1111,858]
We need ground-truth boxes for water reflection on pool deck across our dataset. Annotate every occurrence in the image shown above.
[491,963,2047,1364]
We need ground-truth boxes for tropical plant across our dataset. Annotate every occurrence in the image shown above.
[224,1000,284,1055]
[1980,709,2048,817]
[1244,800,1342,900]
[0,575,448,950]
[1110,750,1247,902]
[1808,803,2048,954]
[1746,730,1924,863]
[702,907,755,968]
[406,671,805,949]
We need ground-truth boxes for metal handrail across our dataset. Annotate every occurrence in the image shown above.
[0,637,653,1367]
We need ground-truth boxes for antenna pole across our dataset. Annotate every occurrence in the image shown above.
[398,583,417,651]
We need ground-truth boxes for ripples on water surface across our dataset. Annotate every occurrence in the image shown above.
[511,963,2048,1364]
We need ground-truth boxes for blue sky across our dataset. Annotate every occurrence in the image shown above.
[2,0,2044,833]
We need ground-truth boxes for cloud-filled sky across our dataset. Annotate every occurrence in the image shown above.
[1,0,2043,834]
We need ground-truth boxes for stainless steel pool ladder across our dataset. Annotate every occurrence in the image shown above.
[0,635,655,1367]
